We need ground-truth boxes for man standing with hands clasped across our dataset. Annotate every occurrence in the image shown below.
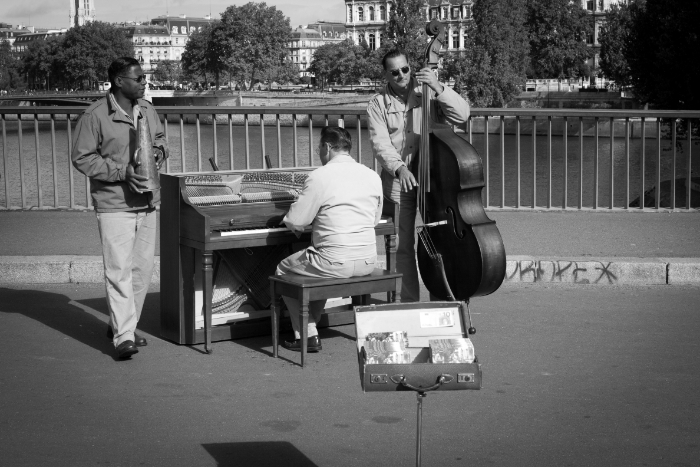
[72,57,168,359]
[367,49,470,302]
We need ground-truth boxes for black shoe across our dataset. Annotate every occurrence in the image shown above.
[108,327,147,347]
[281,336,322,353]
[116,340,138,359]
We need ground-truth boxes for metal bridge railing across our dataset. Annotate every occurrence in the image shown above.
[0,106,697,211]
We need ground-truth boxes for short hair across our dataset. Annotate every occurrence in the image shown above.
[320,126,352,153]
[108,57,141,87]
[382,48,408,70]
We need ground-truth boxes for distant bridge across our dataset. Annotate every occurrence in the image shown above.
[0,94,100,107]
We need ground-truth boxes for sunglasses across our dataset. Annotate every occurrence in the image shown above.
[119,74,147,83]
[389,66,410,77]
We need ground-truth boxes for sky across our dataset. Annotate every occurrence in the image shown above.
[0,0,344,29]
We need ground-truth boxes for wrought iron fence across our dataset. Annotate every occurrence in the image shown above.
[0,106,697,211]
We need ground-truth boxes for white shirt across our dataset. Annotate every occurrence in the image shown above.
[283,155,383,262]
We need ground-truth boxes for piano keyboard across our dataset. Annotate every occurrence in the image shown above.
[217,219,389,237]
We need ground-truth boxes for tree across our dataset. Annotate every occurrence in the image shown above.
[59,21,134,89]
[181,25,216,85]
[441,0,529,107]
[0,40,24,90]
[598,1,636,88]
[307,39,372,88]
[153,60,182,85]
[626,0,699,109]
[383,0,427,70]
[526,0,592,79]
[22,36,63,89]
[217,2,292,86]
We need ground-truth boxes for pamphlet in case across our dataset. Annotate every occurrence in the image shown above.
[354,301,482,392]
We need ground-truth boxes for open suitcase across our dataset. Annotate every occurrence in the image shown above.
[354,301,482,393]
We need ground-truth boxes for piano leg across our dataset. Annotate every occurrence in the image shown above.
[203,251,214,354]
[271,282,280,358]
[300,298,309,368]
[385,233,397,302]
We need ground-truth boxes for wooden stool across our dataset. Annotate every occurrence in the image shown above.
[270,269,402,367]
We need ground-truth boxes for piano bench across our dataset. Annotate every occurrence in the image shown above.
[269,269,403,367]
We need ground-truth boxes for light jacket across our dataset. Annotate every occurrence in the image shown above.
[72,93,167,212]
[367,78,470,176]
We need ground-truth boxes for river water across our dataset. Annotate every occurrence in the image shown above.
[0,118,697,209]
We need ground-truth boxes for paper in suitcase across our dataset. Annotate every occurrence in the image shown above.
[355,301,482,392]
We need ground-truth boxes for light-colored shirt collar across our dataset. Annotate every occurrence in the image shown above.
[108,92,141,126]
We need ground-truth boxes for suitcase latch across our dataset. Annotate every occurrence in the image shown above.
[457,373,475,383]
[370,374,388,384]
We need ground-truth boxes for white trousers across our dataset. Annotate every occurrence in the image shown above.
[96,208,156,347]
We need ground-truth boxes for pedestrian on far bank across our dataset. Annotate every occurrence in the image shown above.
[72,57,169,360]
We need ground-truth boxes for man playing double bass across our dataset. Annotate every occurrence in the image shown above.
[367,48,470,302]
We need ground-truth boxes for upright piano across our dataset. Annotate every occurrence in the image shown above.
[160,169,397,352]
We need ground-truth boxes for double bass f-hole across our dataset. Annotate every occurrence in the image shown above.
[445,207,465,239]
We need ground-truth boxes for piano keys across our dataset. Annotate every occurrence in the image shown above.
[159,169,398,351]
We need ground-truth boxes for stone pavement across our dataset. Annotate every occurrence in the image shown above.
[1,210,699,285]
[1,283,698,466]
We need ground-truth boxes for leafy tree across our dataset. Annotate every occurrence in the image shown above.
[383,0,427,70]
[526,0,592,79]
[59,21,134,89]
[217,2,292,86]
[598,1,636,88]
[22,36,63,89]
[307,39,372,88]
[0,40,24,90]
[257,59,300,86]
[153,60,183,85]
[181,23,229,88]
[441,0,529,107]
[626,0,699,109]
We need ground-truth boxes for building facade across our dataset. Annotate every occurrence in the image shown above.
[69,0,96,28]
[344,0,473,52]
[149,15,215,62]
[288,27,323,77]
[11,30,68,55]
[582,0,629,70]
[117,24,172,77]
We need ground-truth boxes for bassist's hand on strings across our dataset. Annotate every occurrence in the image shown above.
[414,67,444,95]
[396,165,418,192]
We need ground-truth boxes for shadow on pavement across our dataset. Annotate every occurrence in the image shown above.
[76,291,162,339]
[0,287,114,358]
[202,441,318,467]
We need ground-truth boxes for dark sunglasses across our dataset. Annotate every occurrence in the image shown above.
[119,74,147,83]
[389,66,410,77]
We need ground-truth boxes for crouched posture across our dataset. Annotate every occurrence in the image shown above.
[276,126,383,352]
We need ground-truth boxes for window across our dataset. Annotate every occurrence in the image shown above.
[431,9,437,19]
[587,0,595,11]
[369,6,375,21]
[452,7,459,19]
[380,6,386,21]
[452,30,460,49]
[348,6,352,23]
[442,7,448,19]
[465,6,472,19]
[358,7,364,22]
[369,33,376,50]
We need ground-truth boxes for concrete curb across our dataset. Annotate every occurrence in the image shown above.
[1,255,699,286]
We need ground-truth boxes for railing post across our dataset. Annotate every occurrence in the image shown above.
[609,117,614,209]
[51,114,59,208]
[547,116,552,209]
[293,114,298,168]
[532,116,536,209]
[212,113,218,168]
[687,120,693,211]
[516,116,520,209]
[308,114,314,166]
[357,115,362,164]
[163,115,170,173]
[260,113,266,168]
[2,114,8,209]
[656,120,661,210]
[625,118,630,210]
[671,119,676,210]
[244,114,250,169]
[179,114,186,173]
[594,117,599,209]
[228,114,234,170]
[196,114,202,172]
[562,116,568,209]
[18,114,25,209]
[578,117,583,209]
[498,116,503,209]
[67,114,74,209]
[640,117,646,209]
[277,114,282,168]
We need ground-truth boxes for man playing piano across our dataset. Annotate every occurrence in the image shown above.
[276,126,383,352]
[72,57,168,359]
[367,49,470,302]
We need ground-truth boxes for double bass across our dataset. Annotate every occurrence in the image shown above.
[414,20,506,307]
